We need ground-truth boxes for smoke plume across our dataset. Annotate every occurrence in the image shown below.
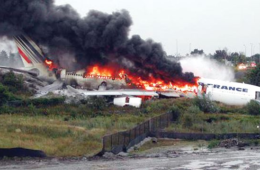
[0,0,194,83]
[180,55,235,81]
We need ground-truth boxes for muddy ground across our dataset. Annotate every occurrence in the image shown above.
[1,140,260,170]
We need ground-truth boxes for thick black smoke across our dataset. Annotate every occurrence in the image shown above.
[0,0,194,83]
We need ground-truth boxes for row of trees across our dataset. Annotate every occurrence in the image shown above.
[189,49,260,65]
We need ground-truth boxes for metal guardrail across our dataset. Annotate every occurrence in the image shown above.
[101,112,173,154]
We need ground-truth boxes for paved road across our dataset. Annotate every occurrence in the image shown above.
[1,148,260,170]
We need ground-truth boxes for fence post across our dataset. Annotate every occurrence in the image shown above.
[129,130,131,142]
[111,135,113,150]
[118,133,120,145]
[158,116,162,129]
[149,118,152,132]
[167,113,170,127]
[143,122,145,135]
[103,136,105,152]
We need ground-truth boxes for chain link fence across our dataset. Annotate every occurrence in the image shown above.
[102,112,173,154]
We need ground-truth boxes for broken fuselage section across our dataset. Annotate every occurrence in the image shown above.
[60,69,129,90]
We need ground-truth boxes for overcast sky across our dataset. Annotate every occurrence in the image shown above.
[55,0,260,56]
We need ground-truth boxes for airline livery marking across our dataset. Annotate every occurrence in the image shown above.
[199,82,248,93]
[17,47,32,64]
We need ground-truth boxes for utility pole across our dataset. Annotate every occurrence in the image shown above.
[250,43,253,57]
[243,44,246,57]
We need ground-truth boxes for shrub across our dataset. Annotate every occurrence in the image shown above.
[187,105,201,114]
[182,114,193,128]
[0,104,15,114]
[86,96,107,110]
[208,140,219,149]
[218,104,247,114]
[168,106,181,121]
[24,97,65,107]
[2,71,24,93]
[0,83,19,106]
[246,100,260,115]
[193,96,219,113]
[246,64,260,86]
[0,83,10,106]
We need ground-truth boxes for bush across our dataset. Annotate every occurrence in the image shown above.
[2,71,24,93]
[168,106,181,121]
[0,83,19,106]
[187,105,201,114]
[246,64,260,86]
[86,96,107,110]
[182,114,193,128]
[246,100,260,115]
[24,97,65,107]
[193,96,219,113]
[0,83,10,106]
[218,104,247,114]
[208,140,219,149]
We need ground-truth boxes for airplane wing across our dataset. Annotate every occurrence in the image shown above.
[0,66,38,76]
[34,80,64,97]
[67,85,159,97]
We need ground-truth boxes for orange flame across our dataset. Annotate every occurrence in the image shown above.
[45,59,53,65]
[45,59,57,70]
[85,65,198,92]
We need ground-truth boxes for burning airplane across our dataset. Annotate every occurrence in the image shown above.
[0,0,201,107]
[3,34,196,94]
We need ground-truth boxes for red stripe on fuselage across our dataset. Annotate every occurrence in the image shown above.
[18,47,32,64]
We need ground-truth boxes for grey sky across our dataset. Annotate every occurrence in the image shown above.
[55,0,260,56]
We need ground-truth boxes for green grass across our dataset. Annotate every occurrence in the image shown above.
[0,109,160,157]
[207,140,219,149]
[166,113,260,133]
[0,93,259,157]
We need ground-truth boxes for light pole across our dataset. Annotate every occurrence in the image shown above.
[243,44,246,57]
[250,43,253,57]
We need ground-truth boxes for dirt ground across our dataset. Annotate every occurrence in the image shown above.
[1,140,260,170]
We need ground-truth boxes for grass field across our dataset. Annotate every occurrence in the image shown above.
[0,97,259,157]
[0,108,160,157]
[166,113,260,133]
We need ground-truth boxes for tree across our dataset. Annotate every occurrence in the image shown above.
[229,52,246,65]
[251,54,260,64]
[246,64,260,86]
[2,71,24,92]
[0,83,10,106]
[190,49,204,56]
[213,50,228,62]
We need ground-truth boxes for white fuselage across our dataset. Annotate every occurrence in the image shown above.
[198,78,260,105]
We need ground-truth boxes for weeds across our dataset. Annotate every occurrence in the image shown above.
[208,140,219,149]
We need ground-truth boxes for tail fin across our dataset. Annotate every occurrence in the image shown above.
[14,35,57,82]
[14,35,46,68]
